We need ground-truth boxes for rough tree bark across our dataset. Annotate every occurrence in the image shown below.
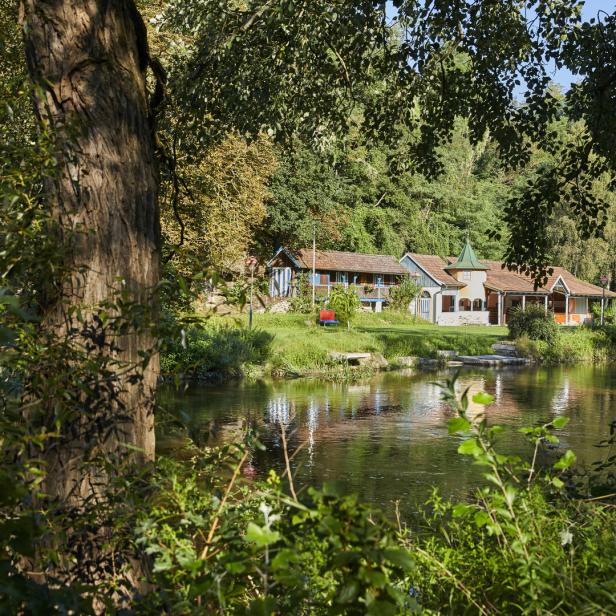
[20,0,160,502]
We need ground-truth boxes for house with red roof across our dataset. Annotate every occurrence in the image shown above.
[400,240,616,325]
[269,241,615,324]
[268,247,408,311]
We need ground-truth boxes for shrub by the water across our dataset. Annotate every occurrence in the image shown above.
[516,325,616,364]
[161,324,273,378]
[508,304,559,343]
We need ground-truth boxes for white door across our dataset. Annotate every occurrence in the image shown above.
[420,292,431,321]
[270,267,292,297]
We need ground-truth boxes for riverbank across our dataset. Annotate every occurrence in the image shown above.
[161,313,616,381]
[515,325,616,364]
[161,312,508,380]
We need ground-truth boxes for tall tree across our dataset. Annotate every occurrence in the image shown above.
[19,0,162,501]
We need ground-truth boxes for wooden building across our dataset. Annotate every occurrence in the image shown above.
[268,247,409,311]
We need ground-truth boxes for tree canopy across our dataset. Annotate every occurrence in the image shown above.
[163,0,615,284]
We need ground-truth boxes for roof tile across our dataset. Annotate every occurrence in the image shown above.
[294,249,408,275]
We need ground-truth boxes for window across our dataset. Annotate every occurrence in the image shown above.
[463,271,471,280]
[336,272,348,285]
[442,295,455,312]
[472,298,483,311]
[374,275,384,287]
[459,298,471,311]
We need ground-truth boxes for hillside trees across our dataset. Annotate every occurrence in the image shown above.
[264,121,511,260]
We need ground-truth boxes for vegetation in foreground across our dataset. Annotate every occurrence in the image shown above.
[3,373,616,614]
[161,312,509,379]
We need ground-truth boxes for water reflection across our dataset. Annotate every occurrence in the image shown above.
[158,365,616,517]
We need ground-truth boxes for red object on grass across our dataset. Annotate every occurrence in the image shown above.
[319,309,337,322]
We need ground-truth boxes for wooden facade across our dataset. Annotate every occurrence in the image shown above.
[268,248,409,310]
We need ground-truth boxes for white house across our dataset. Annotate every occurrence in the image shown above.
[400,240,615,326]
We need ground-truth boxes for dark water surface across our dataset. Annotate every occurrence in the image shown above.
[158,365,616,517]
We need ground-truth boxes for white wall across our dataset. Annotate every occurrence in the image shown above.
[437,311,490,326]
[455,270,487,306]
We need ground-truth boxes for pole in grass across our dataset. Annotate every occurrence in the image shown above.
[246,255,258,329]
[312,222,316,308]
[600,274,609,326]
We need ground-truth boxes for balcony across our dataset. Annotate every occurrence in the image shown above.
[311,283,397,301]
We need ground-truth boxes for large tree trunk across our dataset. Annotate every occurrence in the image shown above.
[20,0,160,503]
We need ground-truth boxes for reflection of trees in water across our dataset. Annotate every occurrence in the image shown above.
[160,366,616,515]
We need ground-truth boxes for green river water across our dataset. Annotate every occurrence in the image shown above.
[158,365,616,518]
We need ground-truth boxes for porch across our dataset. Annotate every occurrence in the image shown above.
[486,291,595,326]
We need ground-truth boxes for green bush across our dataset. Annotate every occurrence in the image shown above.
[289,272,317,313]
[591,300,616,325]
[388,277,421,312]
[161,324,273,378]
[516,327,616,364]
[327,284,360,329]
[508,304,559,343]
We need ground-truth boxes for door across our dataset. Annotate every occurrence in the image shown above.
[270,267,292,296]
[420,291,431,321]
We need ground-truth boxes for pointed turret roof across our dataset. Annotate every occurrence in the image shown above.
[444,239,488,271]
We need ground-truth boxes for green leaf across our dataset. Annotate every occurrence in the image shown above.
[551,477,565,489]
[336,580,359,604]
[472,392,494,406]
[448,417,471,434]
[504,485,517,507]
[452,503,473,518]
[552,416,569,429]
[226,561,247,574]
[152,553,174,572]
[553,450,577,471]
[382,548,415,571]
[245,522,280,547]
[458,438,483,456]
[271,548,300,570]
[474,511,491,528]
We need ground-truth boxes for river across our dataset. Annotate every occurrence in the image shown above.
[158,365,616,517]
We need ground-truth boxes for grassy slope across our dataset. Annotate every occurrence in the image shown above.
[226,312,508,375]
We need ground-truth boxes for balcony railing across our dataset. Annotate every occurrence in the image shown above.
[310,283,397,300]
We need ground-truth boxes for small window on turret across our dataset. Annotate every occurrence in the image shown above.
[463,271,471,280]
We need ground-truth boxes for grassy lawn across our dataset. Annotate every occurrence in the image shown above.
[224,312,508,375]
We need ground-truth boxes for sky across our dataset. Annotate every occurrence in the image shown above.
[386,0,615,92]
[550,0,613,90]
